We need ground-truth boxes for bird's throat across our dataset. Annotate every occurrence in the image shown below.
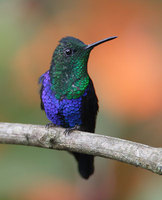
[50,70,89,100]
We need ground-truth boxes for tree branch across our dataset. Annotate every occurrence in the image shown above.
[0,122,161,175]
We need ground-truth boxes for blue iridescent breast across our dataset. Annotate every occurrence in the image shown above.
[40,71,88,128]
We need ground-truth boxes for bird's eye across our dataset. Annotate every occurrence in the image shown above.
[65,48,72,56]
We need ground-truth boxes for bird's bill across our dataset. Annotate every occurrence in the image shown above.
[85,36,117,49]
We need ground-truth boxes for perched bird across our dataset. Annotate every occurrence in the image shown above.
[39,36,117,179]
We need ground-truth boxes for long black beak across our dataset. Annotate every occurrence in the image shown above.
[85,36,117,49]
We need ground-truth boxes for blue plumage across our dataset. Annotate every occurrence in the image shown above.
[40,71,88,128]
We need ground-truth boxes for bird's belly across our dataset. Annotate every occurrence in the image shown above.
[61,98,82,128]
[42,87,82,128]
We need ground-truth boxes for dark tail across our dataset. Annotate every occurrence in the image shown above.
[72,152,94,179]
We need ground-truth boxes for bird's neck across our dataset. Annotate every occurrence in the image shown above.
[49,64,89,100]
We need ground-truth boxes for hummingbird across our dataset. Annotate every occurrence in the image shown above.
[39,36,117,179]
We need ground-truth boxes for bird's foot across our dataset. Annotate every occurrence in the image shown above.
[64,125,80,136]
[45,123,57,129]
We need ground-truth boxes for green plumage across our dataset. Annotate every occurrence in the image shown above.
[50,37,91,99]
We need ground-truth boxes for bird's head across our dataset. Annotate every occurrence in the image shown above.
[50,36,117,99]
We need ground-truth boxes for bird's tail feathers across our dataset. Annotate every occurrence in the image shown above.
[72,152,94,179]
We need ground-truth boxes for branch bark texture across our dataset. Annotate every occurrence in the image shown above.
[0,122,162,175]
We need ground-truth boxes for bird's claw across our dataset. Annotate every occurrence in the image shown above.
[45,123,56,129]
[64,125,80,136]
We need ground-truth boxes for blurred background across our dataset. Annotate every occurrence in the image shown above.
[0,0,162,199]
